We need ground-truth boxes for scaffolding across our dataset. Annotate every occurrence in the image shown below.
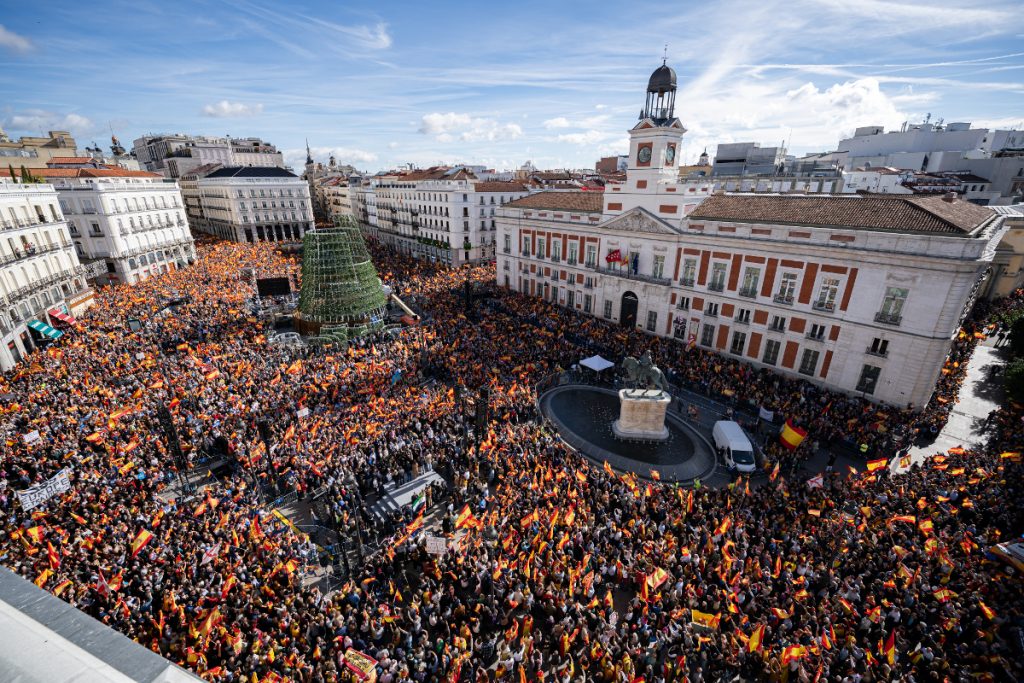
[296,215,388,344]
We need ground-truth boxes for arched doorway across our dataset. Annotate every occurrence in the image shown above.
[620,291,638,328]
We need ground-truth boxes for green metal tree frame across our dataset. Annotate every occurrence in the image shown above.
[297,215,388,343]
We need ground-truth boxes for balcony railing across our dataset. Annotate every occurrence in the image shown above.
[805,332,825,341]
[704,309,718,318]
[681,277,695,287]
[812,300,836,313]
[566,258,577,266]
[738,287,758,298]
[588,264,671,287]
[734,317,750,325]
[865,346,889,358]
[773,293,794,306]
[768,323,786,333]
[707,280,725,292]
[874,311,902,326]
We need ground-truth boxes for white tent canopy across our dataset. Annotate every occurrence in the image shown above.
[580,355,615,372]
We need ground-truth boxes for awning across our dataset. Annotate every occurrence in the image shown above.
[48,309,76,326]
[580,355,615,372]
[28,320,63,340]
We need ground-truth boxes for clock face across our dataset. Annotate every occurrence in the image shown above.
[638,146,652,164]
[665,145,676,164]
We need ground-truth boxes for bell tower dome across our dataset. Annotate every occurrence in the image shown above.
[642,60,677,123]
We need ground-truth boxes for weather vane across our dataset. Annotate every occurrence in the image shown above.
[663,44,668,64]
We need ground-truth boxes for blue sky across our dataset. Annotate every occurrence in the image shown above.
[1,0,1022,172]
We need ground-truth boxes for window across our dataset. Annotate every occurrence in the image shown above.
[877,287,908,325]
[552,241,561,261]
[856,364,881,394]
[503,260,509,271]
[709,263,727,291]
[567,290,575,308]
[537,238,546,259]
[799,349,820,376]
[735,308,751,324]
[700,323,716,347]
[730,331,747,355]
[740,268,760,297]
[815,277,840,312]
[776,272,798,304]
[522,237,530,256]
[868,338,888,357]
[769,315,786,332]
[677,296,690,311]
[585,245,597,268]
[807,323,826,340]
[604,300,613,319]
[652,255,665,278]
[568,243,578,264]
[763,339,781,366]
[584,294,593,313]
[681,258,697,286]
[646,310,658,331]
[503,234,511,253]
[705,301,719,317]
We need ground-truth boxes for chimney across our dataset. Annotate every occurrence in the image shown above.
[942,191,956,203]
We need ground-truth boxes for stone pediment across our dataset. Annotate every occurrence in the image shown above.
[631,117,686,132]
[600,207,682,235]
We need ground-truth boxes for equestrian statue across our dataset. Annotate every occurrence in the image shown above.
[621,350,668,393]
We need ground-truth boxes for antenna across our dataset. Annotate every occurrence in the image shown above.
[663,44,668,64]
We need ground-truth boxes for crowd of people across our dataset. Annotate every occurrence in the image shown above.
[0,233,1020,683]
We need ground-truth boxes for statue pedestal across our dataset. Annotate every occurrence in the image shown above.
[612,389,670,441]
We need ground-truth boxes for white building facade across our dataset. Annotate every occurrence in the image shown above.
[37,167,196,287]
[0,180,94,371]
[195,167,313,243]
[133,135,284,178]
[496,63,1006,408]
[359,168,529,265]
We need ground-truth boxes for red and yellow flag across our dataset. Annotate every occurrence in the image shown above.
[779,420,807,450]
[747,624,765,652]
[866,458,888,472]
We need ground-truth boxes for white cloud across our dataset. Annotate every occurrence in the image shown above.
[419,112,523,142]
[556,130,618,146]
[7,110,94,137]
[595,104,608,110]
[543,114,609,130]
[201,100,264,118]
[0,24,31,53]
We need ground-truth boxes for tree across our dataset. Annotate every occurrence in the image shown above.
[1005,357,1024,404]
[1010,317,1024,358]
[8,164,15,181]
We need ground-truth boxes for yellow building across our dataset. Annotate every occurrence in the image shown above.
[0,128,78,170]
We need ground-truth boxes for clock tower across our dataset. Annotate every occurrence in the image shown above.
[627,60,686,186]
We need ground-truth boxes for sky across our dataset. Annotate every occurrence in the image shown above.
[1,0,1022,173]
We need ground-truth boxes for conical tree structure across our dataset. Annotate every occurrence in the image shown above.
[297,215,387,334]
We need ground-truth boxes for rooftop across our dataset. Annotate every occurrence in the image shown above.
[503,191,604,213]
[35,168,162,179]
[203,166,296,179]
[689,193,995,236]
[473,181,528,193]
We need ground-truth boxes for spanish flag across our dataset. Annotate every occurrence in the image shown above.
[747,624,765,652]
[455,504,473,530]
[650,469,661,481]
[978,601,996,620]
[603,461,614,477]
[866,458,888,472]
[883,630,896,665]
[85,432,104,444]
[53,579,73,597]
[691,609,720,629]
[779,420,807,450]
[34,569,52,588]
[647,567,669,590]
[780,645,807,665]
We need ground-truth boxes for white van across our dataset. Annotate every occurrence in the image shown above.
[712,420,756,473]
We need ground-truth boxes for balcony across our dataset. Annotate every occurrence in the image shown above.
[812,300,836,313]
[773,293,794,306]
[874,311,902,326]
[707,280,725,292]
[865,346,889,358]
[768,324,786,333]
[734,317,750,325]
[704,309,718,318]
[681,277,695,287]
[588,264,671,286]
[550,272,559,281]
[738,287,758,298]
[567,258,577,266]
[521,250,531,257]
[550,255,560,263]
[805,332,825,341]
[503,247,510,254]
